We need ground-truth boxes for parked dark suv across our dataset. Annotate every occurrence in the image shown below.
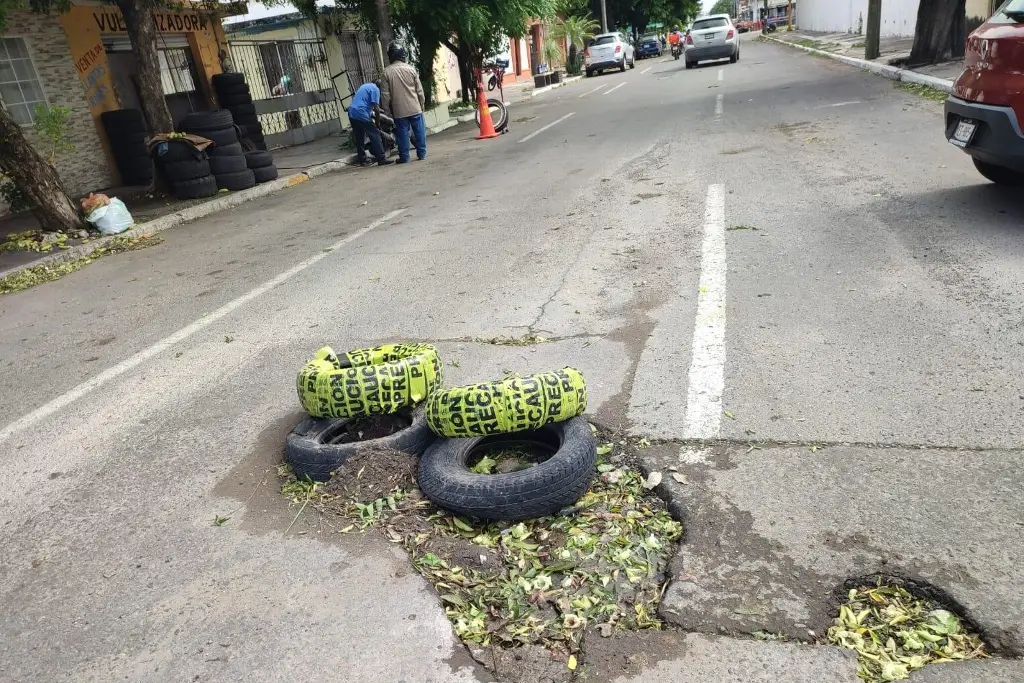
[945,0,1024,185]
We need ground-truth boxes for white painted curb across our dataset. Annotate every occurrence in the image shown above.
[532,75,584,97]
[766,36,953,93]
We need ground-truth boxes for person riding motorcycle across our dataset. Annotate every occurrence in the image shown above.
[668,25,684,58]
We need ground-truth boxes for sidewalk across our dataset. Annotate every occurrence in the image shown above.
[770,29,962,88]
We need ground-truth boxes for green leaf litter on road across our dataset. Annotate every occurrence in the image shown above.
[828,582,987,682]
[277,433,683,656]
[0,234,163,295]
[896,82,949,103]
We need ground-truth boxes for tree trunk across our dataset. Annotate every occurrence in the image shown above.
[118,0,173,134]
[457,39,475,103]
[0,105,84,232]
[375,0,394,48]
[909,0,966,65]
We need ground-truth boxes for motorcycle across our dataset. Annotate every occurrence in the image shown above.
[761,20,777,34]
[671,43,682,60]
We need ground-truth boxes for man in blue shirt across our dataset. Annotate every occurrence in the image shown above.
[348,80,393,166]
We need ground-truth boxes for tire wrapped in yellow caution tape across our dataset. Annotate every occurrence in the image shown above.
[297,343,443,418]
[424,368,587,438]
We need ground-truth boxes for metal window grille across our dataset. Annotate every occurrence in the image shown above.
[0,37,47,125]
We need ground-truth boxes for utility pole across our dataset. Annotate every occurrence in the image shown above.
[600,0,608,32]
[788,0,793,30]
[865,0,882,60]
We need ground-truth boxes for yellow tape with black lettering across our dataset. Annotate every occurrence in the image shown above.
[297,343,443,418]
[424,368,587,438]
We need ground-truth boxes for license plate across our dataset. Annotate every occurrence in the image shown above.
[949,119,977,148]
[705,33,715,40]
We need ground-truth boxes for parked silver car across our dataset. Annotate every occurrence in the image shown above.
[584,32,636,76]
[684,14,740,68]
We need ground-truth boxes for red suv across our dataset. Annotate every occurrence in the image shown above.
[945,0,1024,185]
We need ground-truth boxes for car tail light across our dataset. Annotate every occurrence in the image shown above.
[727,29,735,39]
[615,45,622,53]
[685,34,693,45]
[584,48,590,57]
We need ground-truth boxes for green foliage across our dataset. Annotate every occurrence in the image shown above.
[550,13,599,49]
[33,104,75,163]
[541,37,563,67]
[709,0,733,16]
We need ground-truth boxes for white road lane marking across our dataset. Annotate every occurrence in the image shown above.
[604,82,626,95]
[715,93,724,119]
[518,112,575,143]
[814,100,863,109]
[682,184,727,440]
[641,66,653,74]
[718,68,724,81]
[579,84,607,98]
[0,209,408,445]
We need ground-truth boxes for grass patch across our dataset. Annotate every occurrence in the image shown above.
[828,582,988,682]
[896,82,949,103]
[0,234,163,295]
[476,334,549,346]
[277,431,683,659]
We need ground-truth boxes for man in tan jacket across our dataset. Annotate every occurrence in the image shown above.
[381,42,427,163]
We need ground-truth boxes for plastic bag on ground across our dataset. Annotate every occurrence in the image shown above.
[86,197,134,235]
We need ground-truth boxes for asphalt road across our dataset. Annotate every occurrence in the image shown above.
[1,40,1022,682]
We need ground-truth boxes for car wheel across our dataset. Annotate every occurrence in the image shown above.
[585,68,593,77]
[973,158,1024,186]
[685,60,694,69]
[629,56,636,68]
[730,51,738,63]
[620,59,626,72]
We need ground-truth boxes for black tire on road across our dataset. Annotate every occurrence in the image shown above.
[162,158,211,182]
[585,69,593,77]
[417,417,597,522]
[245,150,274,168]
[620,60,626,72]
[973,158,1024,186]
[253,165,279,183]
[285,408,436,482]
[208,141,244,157]
[475,98,508,133]
[172,174,218,199]
[216,169,256,191]
[208,154,248,175]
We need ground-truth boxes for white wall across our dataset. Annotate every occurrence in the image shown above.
[797,0,920,37]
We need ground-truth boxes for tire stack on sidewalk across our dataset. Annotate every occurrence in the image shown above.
[286,343,596,523]
[177,110,255,192]
[211,72,266,151]
[100,110,153,187]
[244,150,278,184]
[152,139,217,200]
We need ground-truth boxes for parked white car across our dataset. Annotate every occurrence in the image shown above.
[685,14,740,68]
[584,32,636,76]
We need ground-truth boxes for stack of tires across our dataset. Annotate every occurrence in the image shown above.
[244,150,279,184]
[211,72,266,150]
[177,110,255,192]
[286,343,596,523]
[152,139,217,200]
[100,110,153,186]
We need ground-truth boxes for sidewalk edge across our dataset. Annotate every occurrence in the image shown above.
[765,36,954,93]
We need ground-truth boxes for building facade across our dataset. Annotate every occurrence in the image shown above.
[795,0,1000,37]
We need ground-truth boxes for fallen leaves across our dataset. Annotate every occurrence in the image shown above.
[827,582,988,682]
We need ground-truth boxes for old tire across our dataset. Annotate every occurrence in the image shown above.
[162,158,211,182]
[474,99,508,133]
[252,165,278,183]
[178,109,234,132]
[172,174,218,199]
[245,150,274,168]
[417,416,597,521]
[208,142,243,157]
[424,368,587,438]
[285,408,436,482]
[973,158,1024,186]
[211,72,246,87]
[297,344,444,419]
[152,139,203,163]
[215,169,256,191]
[208,154,248,175]
[194,127,238,148]
[228,102,256,117]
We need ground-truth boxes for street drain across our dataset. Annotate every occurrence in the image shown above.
[828,579,988,682]
[276,427,683,681]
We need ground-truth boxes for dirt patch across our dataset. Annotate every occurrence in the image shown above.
[321,446,418,505]
[328,412,412,444]
[580,629,687,681]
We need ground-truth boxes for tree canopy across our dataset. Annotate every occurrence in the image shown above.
[708,0,733,16]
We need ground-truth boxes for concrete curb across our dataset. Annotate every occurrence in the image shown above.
[766,36,954,93]
[0,165,343,282]
[532,75,583,97]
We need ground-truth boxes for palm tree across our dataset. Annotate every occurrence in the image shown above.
[550,14,600,75]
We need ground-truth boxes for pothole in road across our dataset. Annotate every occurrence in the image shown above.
[276,427,683,682]
[829,579,989,682]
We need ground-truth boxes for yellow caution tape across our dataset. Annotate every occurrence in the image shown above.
[425,368,587,438]
[297,343,443,418]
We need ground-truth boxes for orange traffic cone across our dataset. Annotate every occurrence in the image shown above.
[475,81,500,140]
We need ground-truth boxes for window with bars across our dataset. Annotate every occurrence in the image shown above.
[158,48,197,95]
[0,37,47,125]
